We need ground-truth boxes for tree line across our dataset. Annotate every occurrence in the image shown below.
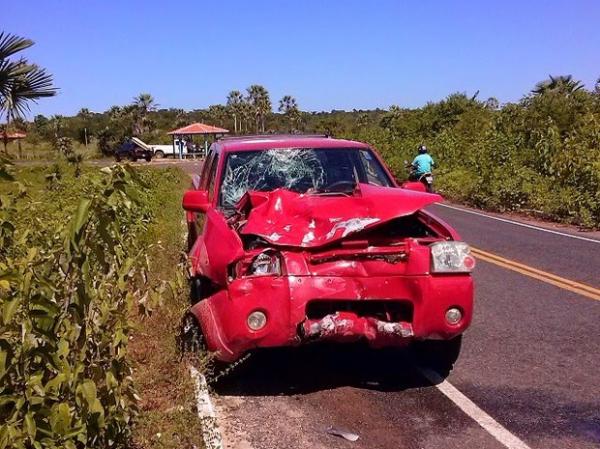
[1,31,599,227]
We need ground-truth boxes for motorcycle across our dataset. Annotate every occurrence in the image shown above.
[401,161,434,193]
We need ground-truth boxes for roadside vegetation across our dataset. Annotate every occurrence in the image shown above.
[9,76,600,228]
[0,159,203,449]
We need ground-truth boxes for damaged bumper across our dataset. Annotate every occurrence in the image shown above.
[301,311,414,341]
[191,273,473,362]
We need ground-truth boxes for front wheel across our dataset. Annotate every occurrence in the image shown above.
[180,313,205,354]
[154,150,165,159]
[145,153,152,162]
[414,335,462,378]
[179,314,232,383]
[190,276,212,305]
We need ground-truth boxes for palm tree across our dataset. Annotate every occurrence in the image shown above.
[207,105,226,126]
[174,108,188,128]
[246,85,271,133]
[0,32,57,152]
[133,93,157,114]
[226,90,244,133]
[278,95,300,132]
[239,101,253,133]
[532,75,584,96]
[49,114,64,139]
[132,93,157,135]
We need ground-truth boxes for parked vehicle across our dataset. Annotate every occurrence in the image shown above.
[114,138,153,162]
[152,139,188,159]
[181,135,474,375]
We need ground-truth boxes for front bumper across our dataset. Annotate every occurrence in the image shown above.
[191,274,473,362]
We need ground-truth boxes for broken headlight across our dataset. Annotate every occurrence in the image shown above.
[430,241,475,273]
[247,250,282,276]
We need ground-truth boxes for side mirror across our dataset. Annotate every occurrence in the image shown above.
[182,189,210,212]
[402,182,427,193]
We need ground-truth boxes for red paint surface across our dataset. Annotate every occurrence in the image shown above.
[401,181,428,192]
[185,136,474,362]
[238,184,442,247]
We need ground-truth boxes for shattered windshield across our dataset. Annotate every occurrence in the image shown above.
[219,148,393,209]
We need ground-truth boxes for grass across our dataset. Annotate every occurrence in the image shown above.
[3,139,102,160]
[127,166,206,449]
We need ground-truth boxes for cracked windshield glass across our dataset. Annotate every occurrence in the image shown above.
[219,147,392,208]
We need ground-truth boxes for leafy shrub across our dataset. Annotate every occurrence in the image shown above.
[0,161,156,449]
[343,86,600,229]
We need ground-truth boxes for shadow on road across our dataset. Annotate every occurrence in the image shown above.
[213,342,432,396]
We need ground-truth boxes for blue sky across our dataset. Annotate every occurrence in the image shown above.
[5,0,600,117]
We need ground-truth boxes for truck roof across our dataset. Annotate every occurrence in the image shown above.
[217,134,369,153]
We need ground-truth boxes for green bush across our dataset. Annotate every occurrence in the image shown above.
[0,161,158,449]
[341,85,600,229]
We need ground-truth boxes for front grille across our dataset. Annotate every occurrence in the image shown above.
[305,300,413,323]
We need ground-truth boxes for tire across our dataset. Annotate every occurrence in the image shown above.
[187,224,197,252]
[180,313,205,354]
[115,154,122,162]
[145,153,152,162]
[179,314,231,382]
[414,335,462,378]
[190,276,211,305]
[154,150,165,159]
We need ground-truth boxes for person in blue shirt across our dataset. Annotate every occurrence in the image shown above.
[411,145,435,177]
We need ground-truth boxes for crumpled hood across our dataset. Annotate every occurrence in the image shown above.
[237,184,442,248]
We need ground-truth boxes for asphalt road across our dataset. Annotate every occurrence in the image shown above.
[207,198,600,449]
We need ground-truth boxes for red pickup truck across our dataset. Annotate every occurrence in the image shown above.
[182,135,474,376]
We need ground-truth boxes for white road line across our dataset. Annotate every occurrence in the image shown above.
[189,365,224,449]
[420,368,532,449]
[436,203,600,244]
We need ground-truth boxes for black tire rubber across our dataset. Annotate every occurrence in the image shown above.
[180,313,205,354]
[414,335,462,378]
[187,225,197,252]
[145,154,152,162]
[179,314,231,383]
[190,276,211,305]
[115,154,122,162]
[154,150,165,159]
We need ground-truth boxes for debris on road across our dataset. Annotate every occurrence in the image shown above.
[326,426,360,442]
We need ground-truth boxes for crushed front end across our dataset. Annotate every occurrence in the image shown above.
[189,186,474,362]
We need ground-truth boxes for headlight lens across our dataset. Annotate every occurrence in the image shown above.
[247,250,281,276]
[430,241,475,273]
[445,307,463,325]
[247,310,267,330]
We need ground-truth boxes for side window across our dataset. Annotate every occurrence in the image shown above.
[200,152,215,189]
[207,155,219,201]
